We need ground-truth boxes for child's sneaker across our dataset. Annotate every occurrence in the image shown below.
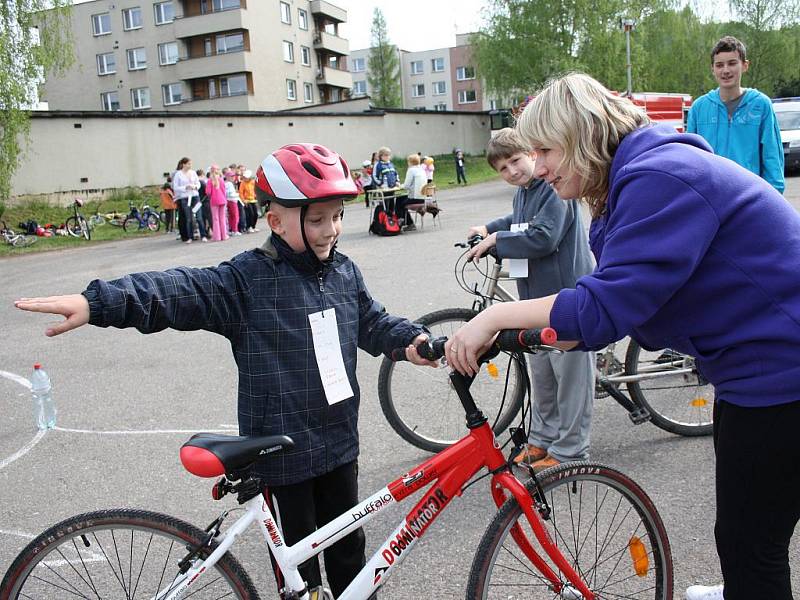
[685,584,724,600]
[513,444,547,465]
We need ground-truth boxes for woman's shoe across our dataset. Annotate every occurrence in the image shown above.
[513,444,547,465]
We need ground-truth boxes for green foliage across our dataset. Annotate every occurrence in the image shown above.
[473,0,800,100]
[0,1,73,204]
[366,8,402,108]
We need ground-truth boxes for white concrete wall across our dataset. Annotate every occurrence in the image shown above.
[11,109,491,201]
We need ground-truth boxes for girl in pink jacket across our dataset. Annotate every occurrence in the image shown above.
[206,165,228,241]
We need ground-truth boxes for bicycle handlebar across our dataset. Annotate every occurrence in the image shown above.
[390,327,557,362]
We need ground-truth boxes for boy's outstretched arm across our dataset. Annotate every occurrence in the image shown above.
[15,295,90,337]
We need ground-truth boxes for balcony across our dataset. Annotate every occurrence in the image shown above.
[313,30,348,56]
[310,0,346,23]
[174,8,249,39]
[181,94,251,111]
[176,50,252,80]
[316,66,352,89]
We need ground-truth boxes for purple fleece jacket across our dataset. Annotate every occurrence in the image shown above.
[550,125,800,407]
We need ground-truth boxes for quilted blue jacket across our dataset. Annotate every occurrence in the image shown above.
[82,235,424,485]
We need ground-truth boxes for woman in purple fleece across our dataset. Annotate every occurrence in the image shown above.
[446,73,800,600]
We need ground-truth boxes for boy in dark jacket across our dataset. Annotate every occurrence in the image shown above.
[15,143,435,598]
[466,128,595,473]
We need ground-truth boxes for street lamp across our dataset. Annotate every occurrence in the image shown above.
[620,18,635,97]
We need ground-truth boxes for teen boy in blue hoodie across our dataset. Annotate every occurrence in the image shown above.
[447,73,800,600]
[687,35,784,193]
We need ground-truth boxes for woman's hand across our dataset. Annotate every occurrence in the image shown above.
[466,232,497,262]
[15,294,90,337]
[444,311,499,376]
[405,334,440,368]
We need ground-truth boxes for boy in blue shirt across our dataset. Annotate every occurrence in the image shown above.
[465,128,595,472]
[15,143,436,599]
[687,35,784,193]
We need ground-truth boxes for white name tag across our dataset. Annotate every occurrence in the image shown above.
[509,222,529,278]
[308,308,354,405]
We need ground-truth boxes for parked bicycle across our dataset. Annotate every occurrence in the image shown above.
[66,198,91,240]
[123,201,161,233]
[378,236,713,453]
[0,221,37,248]
[0,329,673,599]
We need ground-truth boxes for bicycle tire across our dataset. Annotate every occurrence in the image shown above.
[89,214,106,227]
[377,307,525,453]
[123,216,141,233]
[0,508,260,600]
[11,234,37,247]
[146,213,161,232]
[625,341,713,436]
[65,216,91,240]
[466,462,673,600]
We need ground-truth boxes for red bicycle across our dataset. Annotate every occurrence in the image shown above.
[0,329,673,599]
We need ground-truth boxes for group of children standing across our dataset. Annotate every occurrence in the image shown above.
[160,159,260,243]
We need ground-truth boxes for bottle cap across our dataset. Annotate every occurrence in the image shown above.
[34,363,41,369]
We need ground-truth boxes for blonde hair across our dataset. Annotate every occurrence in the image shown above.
[486,127,529,169]
[377,146,392,159]
[516,72,649,218]
[407,153,421,166]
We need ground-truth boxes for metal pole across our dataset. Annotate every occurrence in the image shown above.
[625,27,632,97]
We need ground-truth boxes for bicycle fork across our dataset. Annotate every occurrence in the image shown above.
[490,471,595,600]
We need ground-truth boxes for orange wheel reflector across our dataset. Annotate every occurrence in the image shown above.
[628,536,649,577]
[486,362,499,379]
[690,397,709,407]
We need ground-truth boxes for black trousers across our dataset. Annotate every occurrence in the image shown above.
[713,398,800,599]
[177,197,193,241]
[456,166,467,184]
[245,203,258,230]
[263,460,365,597]
[163,208,175,232]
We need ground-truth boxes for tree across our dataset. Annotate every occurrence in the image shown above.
[366,8,402,108]
[0,1,73,202]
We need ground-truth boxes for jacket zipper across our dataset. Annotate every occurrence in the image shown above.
[317,269,329,470]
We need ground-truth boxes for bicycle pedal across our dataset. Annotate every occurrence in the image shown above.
[627,407,651,425]
[307,585,333,600]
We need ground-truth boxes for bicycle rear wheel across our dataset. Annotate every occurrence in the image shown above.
[146,213,161,232]
[12,234,37,247]
[467,462,673,599]
[123,216,141,233]
[65,216,91,240]
[625,341,713,436]
[378,307,525,453]
[0,508,259,600]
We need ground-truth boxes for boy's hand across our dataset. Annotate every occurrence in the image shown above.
[467,225,488,239]
[405,334,440,367]
[466,232,497,262]
[15,294,91,337]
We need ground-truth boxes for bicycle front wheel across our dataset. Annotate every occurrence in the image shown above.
[378,307,525,453]
[12,234,37,247]
[467,462,673,599]
[146,214,161,231]
[625,341,713,436]
[0,508,259,599]
[123,216,141,233]
[65,216,91,240]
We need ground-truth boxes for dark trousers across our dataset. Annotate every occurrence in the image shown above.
[163,208,175,232]
[190,199,207,239]
[713,398,800,600]
[177,197,193,241]
[263,461,365,597]
[245,203,258,230]
[201,199,212,235]
[456,166,467,184]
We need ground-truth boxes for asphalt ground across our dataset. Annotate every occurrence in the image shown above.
[2,174,799,598]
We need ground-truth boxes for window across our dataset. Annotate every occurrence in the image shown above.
[431,57,445,72]
[122,7,143,31]
[304,82,313,103]
[204,38,212,55]
[126,47,147,70]
[301,46,311,66]
[458,89,477,104]
[219,73,247,97]
[330,88,340,102]
[410,60,423,75]
[298,8,308,30]
[280,1,291,24]
[286,79,297,100]
[351,57,365,73]
[283,40,294,63]
[217,32,244,54]
[213,0,240,10]
[91,12,111,35]
[162,82,182,105]
[96,52,116,75]
[456,65,476,80]
[434,102,447,111]
[432,81,446,95]
[100,91,120,111]
[412,83,425,98]
[158,42,179,65]
[352,80,366,96]
[154,2,174,25]
[131,87,151,109]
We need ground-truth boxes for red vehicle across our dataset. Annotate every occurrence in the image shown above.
[629,92,693,132]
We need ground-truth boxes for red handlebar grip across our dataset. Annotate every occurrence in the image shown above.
[540,327,557,345]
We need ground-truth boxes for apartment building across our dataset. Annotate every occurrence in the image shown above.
[41,0,353,112]
[349,33,498,112]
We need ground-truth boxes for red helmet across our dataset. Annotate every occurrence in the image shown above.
[255,143,358,208]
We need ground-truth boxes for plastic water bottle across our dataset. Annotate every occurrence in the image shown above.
[31,364,56,430]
